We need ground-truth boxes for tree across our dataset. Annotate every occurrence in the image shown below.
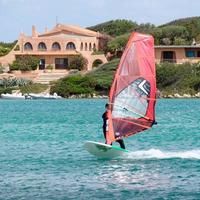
[69,55,88,71]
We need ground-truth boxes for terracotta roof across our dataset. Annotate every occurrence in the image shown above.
[39,23,108,38]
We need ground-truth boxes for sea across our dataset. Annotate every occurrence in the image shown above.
[0,99,199,200]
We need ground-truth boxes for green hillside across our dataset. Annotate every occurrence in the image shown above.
[159,16,200,41]
[88,17,200,51]
[0,41,17,57]
[50,59,200,97]
[88,19,138,36]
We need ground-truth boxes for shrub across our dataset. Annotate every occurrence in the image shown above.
[0,77,32,88]
[0,87,12,95]
[156,62,200,94]
[50,75,96,97]
[10,55,39,71]
[69,55,88,71]
[92,59,103,68]
[20,83,48,94]
[92,50,104,55]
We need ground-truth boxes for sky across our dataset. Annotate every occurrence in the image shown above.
[0,0,200,42]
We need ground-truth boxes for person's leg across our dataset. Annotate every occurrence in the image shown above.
[116,139,125,149]
[103,127,112,145]
[103,127,106,140]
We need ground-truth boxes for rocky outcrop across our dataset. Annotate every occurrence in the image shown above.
[163,92,200,98]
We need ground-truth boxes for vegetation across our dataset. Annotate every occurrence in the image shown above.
[88,17,200,53]
[157,62,200,95]
[10,55,39,71]
[0,76,48,94]
[0,77,43,95]
[92,59,103,68]
[0,87,12,95]
[0,41,17,56]
[161,16,200,41]
[150,25,190,45]
[107,33,130,52]
[50,75,96,97]
[69,55,88,71]
[19,83,48,94]
[0,77,32,88]
[50,59,119,96]
[50,58,200,97]
[88,19,138,36]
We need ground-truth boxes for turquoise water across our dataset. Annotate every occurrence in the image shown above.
[0,99,199,200]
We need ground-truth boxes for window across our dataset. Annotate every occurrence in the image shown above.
[197,51,200,57]
[186,50,195,58]
[93,43,96,50]
[89,43,92,51]
[66,42,76,50]
[85,43,88,51]
[38,42,47,50]
[162,51,176,63]
[52,42,61,50]
[24,42,33,50]
[55,58,68,69]
[80,43,83,51]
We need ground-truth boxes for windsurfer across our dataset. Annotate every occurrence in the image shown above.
[102,103,126,149]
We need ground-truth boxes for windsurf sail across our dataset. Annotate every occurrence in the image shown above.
[107,32,157,142]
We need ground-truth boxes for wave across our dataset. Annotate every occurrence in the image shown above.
[127,149,200,160]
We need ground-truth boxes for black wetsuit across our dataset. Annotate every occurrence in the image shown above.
[102,111,126,149]
[102,111,107,140]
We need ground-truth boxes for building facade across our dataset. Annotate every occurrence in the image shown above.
[0,24,109,71]
[155,45,200,64]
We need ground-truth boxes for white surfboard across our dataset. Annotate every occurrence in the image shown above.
[84,141,128,159]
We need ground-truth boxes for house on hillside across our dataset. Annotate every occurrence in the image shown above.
[155,45,200,64]
[0,24,109,71]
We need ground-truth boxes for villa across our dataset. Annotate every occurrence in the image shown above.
[0,24,109,71]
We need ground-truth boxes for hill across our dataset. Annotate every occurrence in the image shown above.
[159,16,200,41]
[88,19,138,36]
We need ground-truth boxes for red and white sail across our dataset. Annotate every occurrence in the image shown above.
[107,32,157,142]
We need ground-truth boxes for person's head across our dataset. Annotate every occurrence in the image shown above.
[105,103,109,110]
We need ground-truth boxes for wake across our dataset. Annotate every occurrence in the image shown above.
[127,149,200,160]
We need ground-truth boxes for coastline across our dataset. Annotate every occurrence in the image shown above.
[65,92,200,99]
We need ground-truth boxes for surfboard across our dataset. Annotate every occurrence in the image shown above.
[84,141,129,159]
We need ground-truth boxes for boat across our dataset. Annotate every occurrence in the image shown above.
[28,92,62,99]
[1,93,25,100]
[106,32,157,144]
[85,32,157,158]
